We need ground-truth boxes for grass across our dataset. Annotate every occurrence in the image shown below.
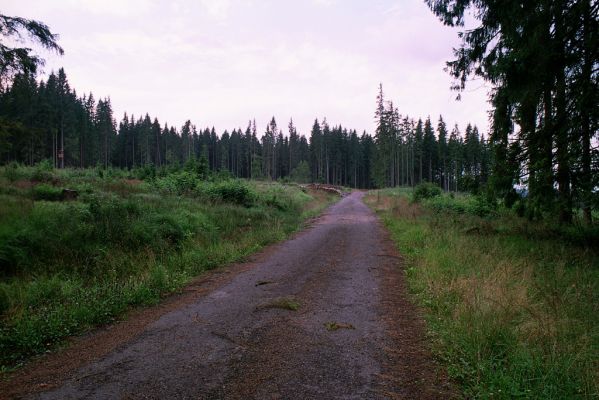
[324,322,355,331]
[0,164,336,370]
[366,188,598,399]
[258,297,301,311]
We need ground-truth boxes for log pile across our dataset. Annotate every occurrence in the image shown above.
[302,183,346,196]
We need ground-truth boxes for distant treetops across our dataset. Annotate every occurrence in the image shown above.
[0,71,486,192]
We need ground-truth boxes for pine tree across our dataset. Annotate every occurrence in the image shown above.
[437,116,449,190]
[95,98,116,168]
[422,117,437,183]
[309,119,323,182]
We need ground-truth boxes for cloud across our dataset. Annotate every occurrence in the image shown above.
[197,0,232,20]
[1,0,491,135]
[38,0,154,17]
[311,0,337,6]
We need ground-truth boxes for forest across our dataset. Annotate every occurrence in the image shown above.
[0,69,493,194]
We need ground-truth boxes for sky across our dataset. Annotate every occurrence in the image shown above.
[4,0,491,136]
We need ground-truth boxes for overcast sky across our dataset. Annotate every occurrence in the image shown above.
[4,0,490,136]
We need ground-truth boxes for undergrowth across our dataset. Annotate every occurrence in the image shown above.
[0,164,335,370]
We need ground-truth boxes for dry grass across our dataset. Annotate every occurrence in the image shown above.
[324,322,355,331]
[369,188,599,398]
[257,297,300,311]
[365,190,423,220]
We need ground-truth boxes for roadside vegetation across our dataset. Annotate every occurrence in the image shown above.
[0,161,336,370]
[366,185,598,399]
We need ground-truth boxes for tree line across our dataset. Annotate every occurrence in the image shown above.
[372,84,491,193]
[0,69,489,191]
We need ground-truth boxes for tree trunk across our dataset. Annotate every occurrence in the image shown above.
[580,0,593,224]
[553,7,572,224]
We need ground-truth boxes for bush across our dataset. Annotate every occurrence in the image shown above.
[514,200,526,217]
[154,171,198,195]
[134,165,157,181]
[32,184,63,201]
[464,196,495,217]
[215,169,233,181]
[31,160,54,182]
[0,169,324,368]
[426,194,495,217]
[289,161,311,183]
[3,162,22,182]
[263,193,291,211]
[0,202,87,276]
[557,224,599,246]
[202,180,255,206]
[413,182,442,203]
[0,285,10,315]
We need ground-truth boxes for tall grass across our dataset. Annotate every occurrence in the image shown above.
[367,189,598,399]
[0,165,334,369]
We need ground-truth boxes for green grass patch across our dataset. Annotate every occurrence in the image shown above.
[366,188,599,399]
[324,322,355,331]
[258,297,301,311]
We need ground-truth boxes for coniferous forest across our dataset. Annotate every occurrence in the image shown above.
[0,69,492,192]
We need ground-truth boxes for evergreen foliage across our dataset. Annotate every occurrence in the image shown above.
[0,14,63,91]
[370,84,491,194]
[426,0,599,224]
[0,71,493,193]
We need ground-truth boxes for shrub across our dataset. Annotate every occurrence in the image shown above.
[32,184,63,201]
[154,171,199,195]
[426,194,495,217]
[290,160,311,183]
[215,170,233,181]
[0,170,325,368]
[264,193,290,211]
[129,213,187,248]
[557,224,599,246]
[465,196,495,217]
[31,160,54,182]
[202,180,255,206]
[134,165,157,181]
[3,162,22,182]
[87,195,141,244]
[413,182,442,202]
[0,285,10,315]
[258,187,295,211]
[73,182,94,195]
[514,200,526,217]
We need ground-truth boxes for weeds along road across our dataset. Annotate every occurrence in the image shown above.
[17,192,451,399]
